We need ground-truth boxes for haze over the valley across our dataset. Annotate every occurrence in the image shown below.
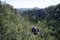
[1,0,60,8]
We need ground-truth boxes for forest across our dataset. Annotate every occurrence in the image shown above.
[0,0,60,40]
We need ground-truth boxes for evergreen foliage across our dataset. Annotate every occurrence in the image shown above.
[0,1,60,40]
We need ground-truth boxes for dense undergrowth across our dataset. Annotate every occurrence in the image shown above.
[0,1,60,40]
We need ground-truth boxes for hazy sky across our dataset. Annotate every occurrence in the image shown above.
[1,0,60,8]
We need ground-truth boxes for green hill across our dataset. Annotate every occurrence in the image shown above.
[0,1,60,40]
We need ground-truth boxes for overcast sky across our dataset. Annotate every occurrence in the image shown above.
[1,0,60,8]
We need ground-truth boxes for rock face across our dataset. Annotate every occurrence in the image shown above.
[31,26,47,38]
[31,26,39,35]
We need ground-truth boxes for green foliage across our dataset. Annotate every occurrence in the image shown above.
[0,0,60,40]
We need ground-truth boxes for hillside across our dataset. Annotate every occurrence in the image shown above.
[0,1,60,40]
